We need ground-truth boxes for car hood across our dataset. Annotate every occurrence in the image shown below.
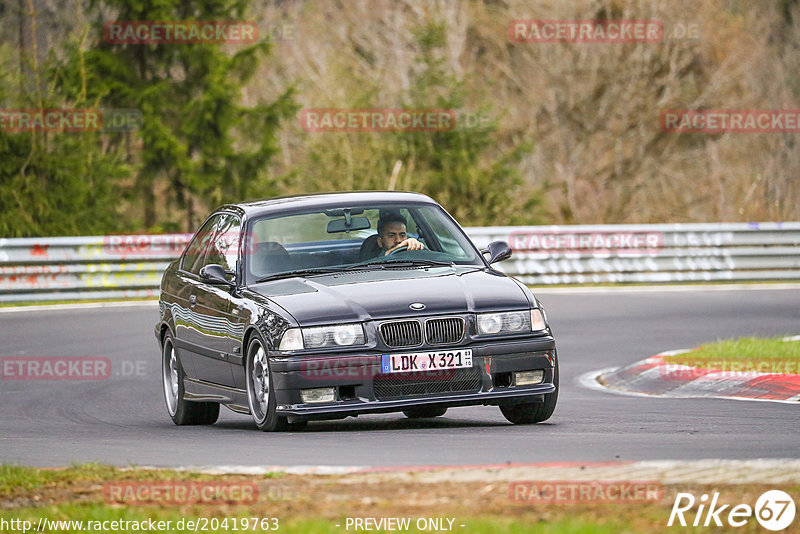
[249,267,532,325]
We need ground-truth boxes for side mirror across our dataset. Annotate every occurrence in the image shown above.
[481,240,512,264]
[199,264,235,287]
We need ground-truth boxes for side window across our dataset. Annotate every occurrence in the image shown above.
[402,209,420,238]
[182,213,241,275]
[182,215,223,274]
[207,214,241,273]
[416,208,470,258]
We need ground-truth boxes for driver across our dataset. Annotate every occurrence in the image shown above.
[377,212,425,255]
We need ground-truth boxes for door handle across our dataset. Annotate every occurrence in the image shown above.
[189,295,197,306]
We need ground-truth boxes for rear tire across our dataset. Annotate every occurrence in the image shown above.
[162,332,220,425]
[403,405,448,419]
[500,356,559,425]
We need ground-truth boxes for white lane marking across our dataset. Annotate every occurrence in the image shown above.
[705,395,800,405]
[0,300,158,313]
[577,368,661,398]
[125,465,368,476]
[532,283,800,294]
[657,349,693,357]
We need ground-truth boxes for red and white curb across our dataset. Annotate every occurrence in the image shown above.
[586,347,800,403]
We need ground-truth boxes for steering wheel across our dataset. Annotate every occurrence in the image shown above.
[386,244,409,255]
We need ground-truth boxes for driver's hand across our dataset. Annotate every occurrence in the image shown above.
[385,238,425,255]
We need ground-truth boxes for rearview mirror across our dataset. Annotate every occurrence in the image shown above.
[199,264,235,287]
[327,216,371,233]
[482,240,512,264]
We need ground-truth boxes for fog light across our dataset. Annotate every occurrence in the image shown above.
[301,387,335,404]
[515,370,544,386]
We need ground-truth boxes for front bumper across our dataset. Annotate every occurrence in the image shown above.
[268,336,557,418]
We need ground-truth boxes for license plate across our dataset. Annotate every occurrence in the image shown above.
[381,349,473,374]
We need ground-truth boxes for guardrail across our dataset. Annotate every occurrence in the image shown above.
[0,234,191,303]
[1,223,799,302]
[469,222,800,285]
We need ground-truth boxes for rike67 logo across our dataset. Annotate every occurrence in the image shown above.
[669,490,796,531]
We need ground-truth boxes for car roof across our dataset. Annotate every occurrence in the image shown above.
[217,191,439,218]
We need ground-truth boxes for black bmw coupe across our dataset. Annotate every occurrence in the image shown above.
[155,191,558,431]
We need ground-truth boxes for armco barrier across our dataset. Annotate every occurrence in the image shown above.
[468,222,800,285]
[0,223,798,302]
[0,234,191,303]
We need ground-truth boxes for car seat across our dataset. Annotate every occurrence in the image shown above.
[357,234,382,262]
[252,241,294,277]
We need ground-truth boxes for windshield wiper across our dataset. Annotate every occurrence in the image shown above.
[254,267,344,283]
[343,262,386,271]
[377,259,455,268]
[343,259,454,271]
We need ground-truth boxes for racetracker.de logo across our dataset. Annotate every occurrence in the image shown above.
[508,230,664,255]
[300,357,458,381]
[510,481,663,503]
[1,357,111,380]
[104,21,258,44]
[104,481,258,505]
[509,20,663,43]
[102,231,289,258]
[661,109,800,133]
[300,109,456,132]
[659,360,800,381]
[0,109,98,132]
[0,109,142,133]
[103,234,192,256]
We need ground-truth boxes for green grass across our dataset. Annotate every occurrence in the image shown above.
[0,464,277,498]
[0,464,130,495]
[2,465,790,534]
[664,336,800,373]
[0,464,643,533]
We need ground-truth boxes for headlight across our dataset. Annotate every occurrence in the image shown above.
[332,325,358,346]
[305,328,327,347]
[476,309,547,335]
[304,324,364,348]
[477,313,504,334]
[278,324,366,350]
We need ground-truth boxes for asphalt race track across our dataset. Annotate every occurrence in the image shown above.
[1,286,798,468]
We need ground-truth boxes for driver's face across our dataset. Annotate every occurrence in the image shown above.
[377,222,407,251]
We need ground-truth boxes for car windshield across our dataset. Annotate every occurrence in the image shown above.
[245,204,483,284]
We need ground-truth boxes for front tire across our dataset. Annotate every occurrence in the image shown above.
[245,336,294,432]
[500,356,559,425]
[162,332,219,425]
